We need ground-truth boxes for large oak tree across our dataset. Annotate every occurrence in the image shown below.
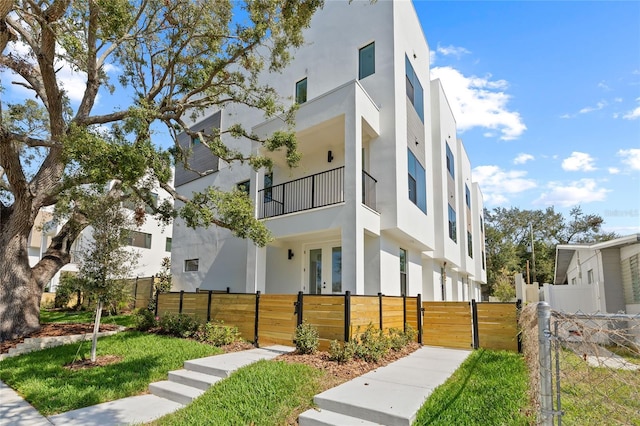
[0,0,323,340]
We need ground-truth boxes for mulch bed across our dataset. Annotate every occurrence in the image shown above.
[277,342,421,385]
[0,323,121,354]
[65,354,124,370]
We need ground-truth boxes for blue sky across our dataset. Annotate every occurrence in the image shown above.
[415,1,640,234]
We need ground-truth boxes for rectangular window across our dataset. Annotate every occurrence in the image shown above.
[122,191,158,214]
[480,215,484,231]
[185,259,199,272]
[587,269,594,284]
[571,277,577,285]
[482,251,485,270]
[264,172,273,202]
[446,143,455,179]
[359,42,375,79]
[332,247,342,293]
[400,248,407,296]
[127,231,152,249]
[165,237,172,252]
[405,56,424,122]
[295,78,307,104]
[237,180,250,195]
[448,204,457,243]
[465,184,471,209]
[467,231,473,258]
[407,149,427,213]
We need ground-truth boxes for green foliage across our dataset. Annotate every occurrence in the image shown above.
[352,324,391,362]
[388,324,417,351]
[328,340,356,363]
[153,360,323,426]
[0,332,221,416]
[484,205,618,294]
[158,313,201,338]
[148,258,172,311]
[294,321,319,354]
[40,309,136,328]
[180,187,272,247]
[54,275,83,309]
[493,269,516,302]
[194,321,242,346]
[2,0,325,339]
[414,350,531,425]
[134,308,158,331]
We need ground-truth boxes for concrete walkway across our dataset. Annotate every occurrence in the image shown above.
[299,346,472,426]
[1,345,471,426]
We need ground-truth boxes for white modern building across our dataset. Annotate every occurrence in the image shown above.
[28,180,173,291]
[171,0,487,300]
[552,234,640,314]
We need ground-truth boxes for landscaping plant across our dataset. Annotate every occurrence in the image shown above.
[195,321,241,346]
[294,321,320,354]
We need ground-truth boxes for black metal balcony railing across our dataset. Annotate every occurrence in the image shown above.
[258,167,377,219]
[362,170,377,211]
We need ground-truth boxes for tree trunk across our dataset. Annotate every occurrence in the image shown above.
[0,234,42,341]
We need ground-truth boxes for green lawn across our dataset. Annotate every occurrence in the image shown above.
[414,349,532,425]
[40,308,137,328]
[0,331,221,416]
[152,360,323,426]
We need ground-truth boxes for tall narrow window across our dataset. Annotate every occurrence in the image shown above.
[400,248,407,296]
[465,184,471,209]
[295,78,307,104]
[587,269,594,284]
[359,42,375,79]
[407,149,426,213]
[467,231,473,258]
[405,56,424,122]
[165,237,172,252]
[264,172,273,202]
[448,204,457,243]
[446,143,455,179]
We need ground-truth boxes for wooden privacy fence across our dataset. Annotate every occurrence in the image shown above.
[156,291,521,352]
[422,300,521,351]
[156,291,423,350]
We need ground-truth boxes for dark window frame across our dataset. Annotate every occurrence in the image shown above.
[448,204,457,243]
[185,258,199,272]
[295,78,307,104]
[407,149,427,213]
[359,42,375,80]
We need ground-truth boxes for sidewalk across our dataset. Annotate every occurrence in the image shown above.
[1,345,471,426]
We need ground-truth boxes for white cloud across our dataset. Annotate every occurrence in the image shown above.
[534,179,609,207]
[472,165,537,205]
[431,66,526,140]
[578,100,607,114]
[608,167,620,174]
[436,44,471,59]
[561,152,596,172]
[618,148,640,170]
[513,153,534,165]
[597,81,611,91]
[622,106,640,120]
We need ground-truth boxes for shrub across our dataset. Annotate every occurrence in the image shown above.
[158,313,200,338]
[328,340,356,363]
[134,308,158,331]
[388,324,417,351]
[353,323,390,362]
[195,321,241,346]
[295,321,319,354]
[54,274,83,309]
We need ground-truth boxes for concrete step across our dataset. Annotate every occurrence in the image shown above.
[299,408,383,426]
[168,369,223,390]
[148,380,204,405]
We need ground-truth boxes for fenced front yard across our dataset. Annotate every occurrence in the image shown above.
[155,291,520,352]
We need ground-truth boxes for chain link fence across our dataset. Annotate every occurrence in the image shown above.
[521,302,640,425]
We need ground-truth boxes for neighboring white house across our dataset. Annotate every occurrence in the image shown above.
[550,234,640,314]
[170,0,487,300]
[28,179,174,292]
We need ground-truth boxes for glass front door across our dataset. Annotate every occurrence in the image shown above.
[307,245,342,294]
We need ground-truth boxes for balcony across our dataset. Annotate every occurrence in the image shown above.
[258,167,376,219]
